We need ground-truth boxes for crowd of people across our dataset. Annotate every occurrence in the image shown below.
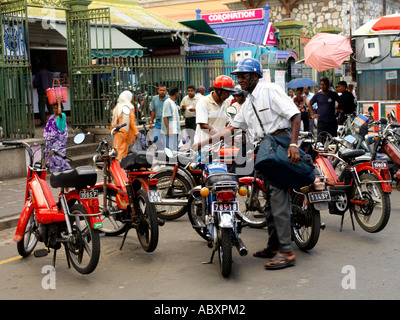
[41,56,359,271]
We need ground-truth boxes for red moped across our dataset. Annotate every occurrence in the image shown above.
[3,134,102,274]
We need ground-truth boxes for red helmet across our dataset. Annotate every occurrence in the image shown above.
[213,75,236,94]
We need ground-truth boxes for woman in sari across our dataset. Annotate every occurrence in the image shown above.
[43,97,71,173]
[110,90,139,162]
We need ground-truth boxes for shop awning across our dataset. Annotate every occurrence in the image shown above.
[179,19,226,46]
[54,24,144,58]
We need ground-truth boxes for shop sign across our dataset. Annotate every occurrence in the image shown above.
[391,41,400,58]
[201,8,264,24]
[263,22,278,46]
[2,24,27,58]
[153,46,183,56]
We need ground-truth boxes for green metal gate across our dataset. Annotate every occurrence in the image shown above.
[0,0,34,139]
[66,7,114,127]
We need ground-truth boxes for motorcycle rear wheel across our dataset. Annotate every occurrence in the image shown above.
[135,189,159,252]
[65,204,100,274]
[218,228,233,278]
[17,208,38,257]
[237,183,267,228]
[352,173,391,233]
[290,193,321,251]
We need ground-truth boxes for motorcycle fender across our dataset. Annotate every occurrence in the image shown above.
[66,192,103,229]
[355,163,392,193]
[13,201,34,242]
[313,202,328,211]
[219,212,234,228]
[238,177,264,191]
[151,166,196,190]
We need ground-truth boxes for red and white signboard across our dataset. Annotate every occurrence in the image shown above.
[263,22,278,46]
[201,8,264,24]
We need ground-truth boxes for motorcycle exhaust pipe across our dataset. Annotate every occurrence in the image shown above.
[235,236,248,256]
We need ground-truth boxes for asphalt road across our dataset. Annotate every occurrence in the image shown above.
[1,190,400,303]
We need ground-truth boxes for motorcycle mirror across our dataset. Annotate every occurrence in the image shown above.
[368,106,374,114]
[122,105,131,115]
[164,148,174,158]
[226,106,237,117]
[73,133,85,145]
[391,110,397,121]
[380,118,388,125]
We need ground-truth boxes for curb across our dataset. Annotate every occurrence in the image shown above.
[0,214,19,232]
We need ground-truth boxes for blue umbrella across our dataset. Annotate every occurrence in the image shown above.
[286,78,317,89]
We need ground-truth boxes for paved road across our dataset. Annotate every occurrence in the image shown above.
[1,189,400,302]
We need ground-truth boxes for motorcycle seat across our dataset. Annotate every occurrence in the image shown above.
[338,149,365,161]
[205,172,238,187]
[120,150,152,170]
[50,166,97,189]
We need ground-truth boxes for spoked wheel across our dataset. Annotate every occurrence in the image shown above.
[352,173,391,233]
[218,228,233,278]
[17,207,38,257]
[290,193,321,251]
[95,187,127,236]
[152,171,191,220]
[135,189,159,252]
[236,183,267,228]
[187,193,209,241]
[65,204,100,274]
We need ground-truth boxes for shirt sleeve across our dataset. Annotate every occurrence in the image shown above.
[162,100,173,118]
[270,84,300,120]
[195,99,209,124]
[230,104,248,130]
[309,93,318,106]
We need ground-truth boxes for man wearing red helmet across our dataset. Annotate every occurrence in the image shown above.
[193,58,301,270]
[193,75,236,144]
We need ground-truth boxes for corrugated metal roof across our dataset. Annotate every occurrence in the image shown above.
[26,1,194,33]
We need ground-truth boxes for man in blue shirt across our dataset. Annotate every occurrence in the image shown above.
[149,84,169,148]
[306,77,339,137]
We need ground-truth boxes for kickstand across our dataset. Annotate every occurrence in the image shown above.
[52,249,57,268]
[349,210,355,230]
[202,249,216,264]
[120,226,131,250]
[340,215,344,232]
[64,245,71,269]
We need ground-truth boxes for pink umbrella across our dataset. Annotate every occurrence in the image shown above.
[304,33,353,72]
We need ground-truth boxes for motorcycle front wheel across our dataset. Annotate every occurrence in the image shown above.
[17,208,38,257]
[352,173,391,233]
[65,204,100,274]
[290,192,321,251]
[218,228,233,278]
[152,171,192,220]
[135,189,159,252]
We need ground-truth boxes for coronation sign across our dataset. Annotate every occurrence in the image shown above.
[201,8,264,24]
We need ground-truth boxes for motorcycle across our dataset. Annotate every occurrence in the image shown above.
[301,131,391,233]
[92,107,160,252]
[3,134,101,274]
[186,141,251,277]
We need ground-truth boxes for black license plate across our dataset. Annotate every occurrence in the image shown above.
[79,189,98,199]
[372,160,388,169]
[308,191,331,203]
[212,201,239,212]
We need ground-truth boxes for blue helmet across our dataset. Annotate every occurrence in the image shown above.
[231,58,263,78]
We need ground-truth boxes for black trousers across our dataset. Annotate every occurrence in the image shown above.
[317,120,338,137]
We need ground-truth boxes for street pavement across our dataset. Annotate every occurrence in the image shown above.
[1,180,400,301]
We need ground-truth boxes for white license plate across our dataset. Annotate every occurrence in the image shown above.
[308,191,331,203]
[79,189,98,199]
[212,201,239,213]
[372,160,388,169]
[148,190,162,203]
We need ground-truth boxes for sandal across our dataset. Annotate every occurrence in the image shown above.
[253,248,278,258]
[264,252,296,270]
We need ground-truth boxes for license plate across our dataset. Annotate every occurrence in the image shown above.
[372,160,388,169]
[148,190,162,203]
[212,201,239,213]
[79,189,98,199]
[308,191,331,203]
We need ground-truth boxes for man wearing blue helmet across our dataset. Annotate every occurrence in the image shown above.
[194,57,301,270]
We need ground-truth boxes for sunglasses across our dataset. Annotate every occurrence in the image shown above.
[235,73,250,80]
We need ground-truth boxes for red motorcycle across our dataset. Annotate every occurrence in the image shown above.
[3,134,101,274]
[92,122,160,252]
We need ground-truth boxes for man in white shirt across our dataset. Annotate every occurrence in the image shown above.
[193,58,301,270]
[193,75,235,144]
[161,86,181,151]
